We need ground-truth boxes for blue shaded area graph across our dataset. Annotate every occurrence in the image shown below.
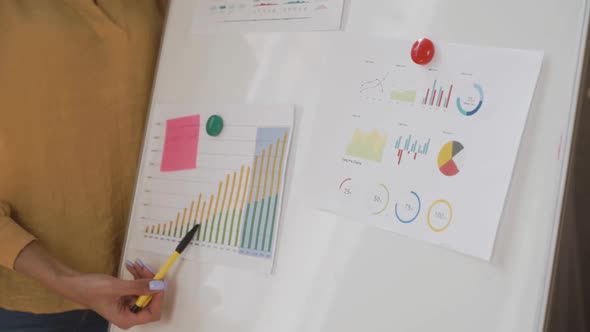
[239,128,289,257]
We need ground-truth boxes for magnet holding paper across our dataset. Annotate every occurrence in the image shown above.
[206,115,223,137]
[410,38,435,65]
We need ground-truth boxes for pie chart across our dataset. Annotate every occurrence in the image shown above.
[437,141,464,176]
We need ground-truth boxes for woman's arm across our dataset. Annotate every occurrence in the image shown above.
[14,240,165,330]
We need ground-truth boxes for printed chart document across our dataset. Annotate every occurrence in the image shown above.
[191,0,345,33]
[127,104,294,273]
[310,36,543,260]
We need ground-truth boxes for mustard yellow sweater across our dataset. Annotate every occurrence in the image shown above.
[0,0,163,313]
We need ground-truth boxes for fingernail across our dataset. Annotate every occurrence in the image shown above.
[125,259,134,268]
[149,280,165,291]
[144,264,155,274]
[135,259,145,268]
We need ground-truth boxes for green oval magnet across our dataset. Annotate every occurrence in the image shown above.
[206,115,223,137]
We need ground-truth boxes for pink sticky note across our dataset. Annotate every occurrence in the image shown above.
[160,115,200,172]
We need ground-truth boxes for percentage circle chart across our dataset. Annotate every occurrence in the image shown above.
[394,191,421,223]
[427,199,453,232]
[456,83,484,116]
[368,183,390,215]
[339,178,354,197]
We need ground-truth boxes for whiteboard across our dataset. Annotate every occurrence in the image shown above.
[114,0,589,331]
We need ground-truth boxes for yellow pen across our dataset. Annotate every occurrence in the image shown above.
[130,224,200,313]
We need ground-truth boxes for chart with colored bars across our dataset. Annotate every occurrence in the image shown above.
[422,80,453,109]
[394,134,430,165]
[192,0,345,33]
[358,70,484,117]
[127,104,294,273]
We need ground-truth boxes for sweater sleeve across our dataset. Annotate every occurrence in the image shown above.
[0,201,36,270]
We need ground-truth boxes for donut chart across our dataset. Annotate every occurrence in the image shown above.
[369,183,390,215]
[437,141,464,176]
[427,199,453,232]
[456,83,484,116]
[394,191,421,223]
[339,178,353,196]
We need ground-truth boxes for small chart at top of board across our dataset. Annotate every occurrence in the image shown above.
[191,0,346,33]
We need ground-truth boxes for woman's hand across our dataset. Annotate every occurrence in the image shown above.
[14,242,165,330]
[62,261,165,330]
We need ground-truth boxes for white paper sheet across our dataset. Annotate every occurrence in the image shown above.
[191,0,345,33]
[127,104,294,273]
[310,36,543,260]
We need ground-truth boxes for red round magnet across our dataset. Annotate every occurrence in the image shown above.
[411,38,435,65]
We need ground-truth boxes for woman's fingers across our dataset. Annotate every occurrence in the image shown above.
[134,259,156,278]
[143,289,165,321]
[124,259,141,279]
[124,258,156,280]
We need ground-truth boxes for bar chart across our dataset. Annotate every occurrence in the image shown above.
[421,80,454,109]
[142,128,289,258]
[394,134,431,165]
[194,0,345,33]
[130,104,294,273]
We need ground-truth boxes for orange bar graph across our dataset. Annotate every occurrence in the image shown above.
[270,138,279,195]
[199,199,207,239]
[180,208,187,236]
[255,144,272,248]
[228,166,244,246]
[216,174,230,243]
[222,171,237,245]
[186,201,195,233]
[141,127,290,257]
[277,132,288,193]
[264,131,289,252]
[261,139,280,250]
[240,157,258,247]
[193,194,202,228]
[174,212,180,238]
[209,182,223,242]
[235,165,251,247]
[247,149,266,248]
[256,151,265,202]
[262,144,272,198]
[204,195,214,241]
